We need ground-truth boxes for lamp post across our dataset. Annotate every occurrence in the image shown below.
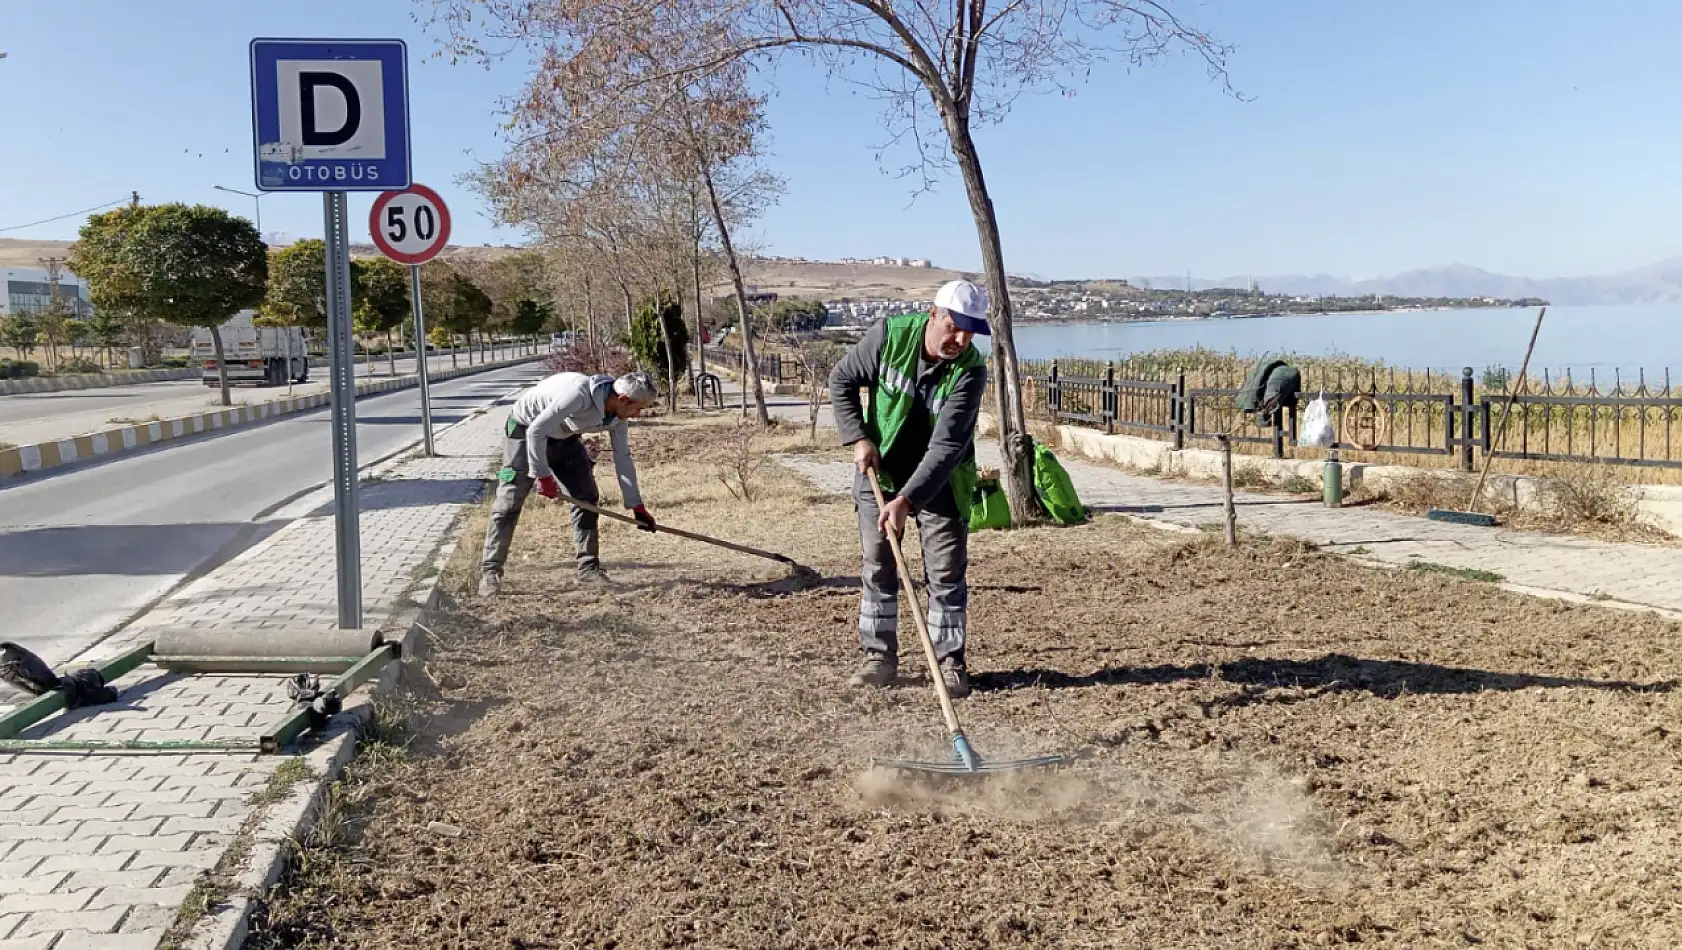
[213,184,265,238]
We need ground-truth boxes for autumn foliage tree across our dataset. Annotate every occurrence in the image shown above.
[429,0,1234,522]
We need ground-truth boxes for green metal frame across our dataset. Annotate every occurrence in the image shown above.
[260,644,399,753]
[0,737,261,752]
[0,640,399,755]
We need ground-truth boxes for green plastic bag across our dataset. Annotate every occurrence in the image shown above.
[968,475,1012,531]
[1033,444,1086,525]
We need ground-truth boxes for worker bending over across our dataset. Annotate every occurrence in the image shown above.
[480,371,659,595]
[829,280,990,698]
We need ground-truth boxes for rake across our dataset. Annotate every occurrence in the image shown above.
[552,491,818,579]
[865,467,1070,776]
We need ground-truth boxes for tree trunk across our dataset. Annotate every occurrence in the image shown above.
[210,325,232,407]
[450,338,458,369]
[1219,435,1238,547]
[657,300,679,413]
[584,273,598,371]
[693,233,707,385]
[700,163,769,426]
[945,115,1042,524]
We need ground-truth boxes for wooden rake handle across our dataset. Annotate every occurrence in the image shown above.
[551,490,802,569]
[865,467,966,739]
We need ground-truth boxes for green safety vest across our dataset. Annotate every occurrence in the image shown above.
[865,313,985,521]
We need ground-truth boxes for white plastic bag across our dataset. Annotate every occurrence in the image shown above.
[1297,392,1335,448]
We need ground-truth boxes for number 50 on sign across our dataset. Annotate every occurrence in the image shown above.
[369,183,452,265]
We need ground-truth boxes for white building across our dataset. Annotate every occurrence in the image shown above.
[2,267,93,317]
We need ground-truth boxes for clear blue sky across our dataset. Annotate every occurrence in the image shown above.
[3,1,1678,281]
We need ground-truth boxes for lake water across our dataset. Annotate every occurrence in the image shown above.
[980,304,1682,379]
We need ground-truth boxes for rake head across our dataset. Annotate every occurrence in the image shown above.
[871,733,1071,776]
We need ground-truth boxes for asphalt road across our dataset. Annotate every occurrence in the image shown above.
[0,361,544,673]
[0,348,533,447]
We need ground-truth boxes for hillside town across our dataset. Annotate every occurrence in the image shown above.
[741,272,1548,328]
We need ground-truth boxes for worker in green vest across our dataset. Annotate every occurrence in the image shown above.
[828,280,990,698]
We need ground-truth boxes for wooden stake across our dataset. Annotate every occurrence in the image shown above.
[1219,434,1237,547]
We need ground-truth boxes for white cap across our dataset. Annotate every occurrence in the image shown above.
[932,280,990,335]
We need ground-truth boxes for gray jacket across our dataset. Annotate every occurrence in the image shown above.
[510,372,643,508]
[828,317,988,512]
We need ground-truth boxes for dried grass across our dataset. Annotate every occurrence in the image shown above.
[1541,462,1638,527]
[246,413,1682,950]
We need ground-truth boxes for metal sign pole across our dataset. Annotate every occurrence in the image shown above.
[410,263,435,456]
[323,191,363,629]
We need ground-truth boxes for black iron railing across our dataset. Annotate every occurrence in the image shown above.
[1024,361,1682,471]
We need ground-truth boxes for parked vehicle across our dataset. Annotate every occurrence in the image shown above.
[191,310,310,387]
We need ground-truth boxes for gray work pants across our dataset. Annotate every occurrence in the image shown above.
[481,433,600,575]
[855,473,968,661]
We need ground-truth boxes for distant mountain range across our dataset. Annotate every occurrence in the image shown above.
[1132,258,1682,306]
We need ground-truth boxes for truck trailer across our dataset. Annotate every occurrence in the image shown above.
[191,310,310,387]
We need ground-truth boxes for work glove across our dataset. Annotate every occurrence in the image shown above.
[633,504,657,532]
[535,475,561,500]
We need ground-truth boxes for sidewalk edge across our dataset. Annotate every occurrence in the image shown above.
[177,395,514,950]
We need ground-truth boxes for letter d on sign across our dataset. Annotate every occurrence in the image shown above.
[300,71,361,146]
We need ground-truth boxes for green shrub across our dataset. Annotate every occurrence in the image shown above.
[0,360,41,379]
[629,291,690,386]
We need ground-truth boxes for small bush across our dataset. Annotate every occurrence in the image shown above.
[1280,474,1318,494]
[711,419,767,502]
[1231,465,1270,489]
[56,356,104,375]
[1376,471,1479,515]
[629,292,690,386]
[1543,463,1636,527]
[0,360,41,379]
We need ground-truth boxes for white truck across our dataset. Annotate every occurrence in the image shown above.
[192,310,310,387]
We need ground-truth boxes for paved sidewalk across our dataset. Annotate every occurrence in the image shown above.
[778,424,1682,617]
[0,398,512,947]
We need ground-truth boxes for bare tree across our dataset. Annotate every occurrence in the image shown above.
[428,0,1234,521]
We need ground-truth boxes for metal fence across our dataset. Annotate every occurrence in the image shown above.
[1024,360,1682,471]
[703,344,800,385]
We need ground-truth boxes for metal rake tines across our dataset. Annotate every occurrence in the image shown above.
[869,753,1072,775]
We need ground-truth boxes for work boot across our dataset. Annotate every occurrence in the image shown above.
[939,655,972,700]
[848,651,897,688]
[478,571,502,597]
[576,565,614,588]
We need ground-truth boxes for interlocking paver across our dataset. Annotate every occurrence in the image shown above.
[9,906,125,937]
[0,389,519,949]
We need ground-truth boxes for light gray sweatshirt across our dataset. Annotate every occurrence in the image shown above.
[509,372,643,508]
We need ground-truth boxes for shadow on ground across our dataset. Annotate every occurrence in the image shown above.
[975,652,1677,697]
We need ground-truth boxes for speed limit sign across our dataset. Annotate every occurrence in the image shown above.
[369,183,451,264]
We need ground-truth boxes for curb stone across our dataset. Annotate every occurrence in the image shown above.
[175,381,527,950]
[0,354,544,481]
